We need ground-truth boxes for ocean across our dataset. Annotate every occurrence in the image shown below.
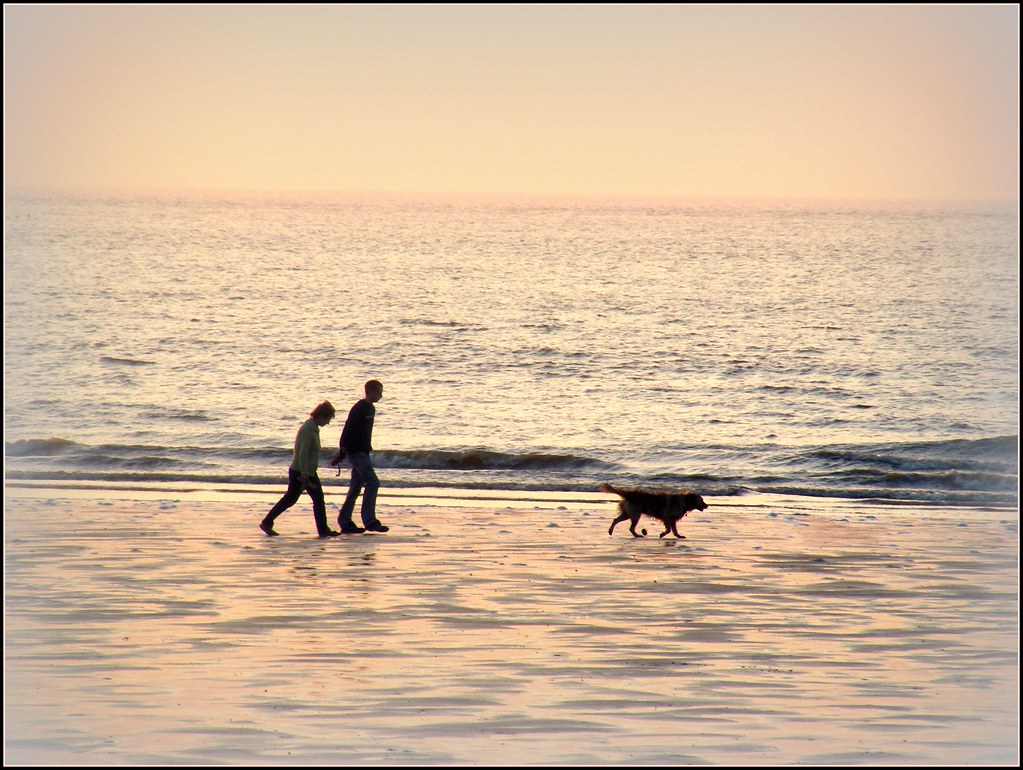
[3,190,1018,509]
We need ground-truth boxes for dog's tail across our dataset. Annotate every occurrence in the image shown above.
[599,482,620,496]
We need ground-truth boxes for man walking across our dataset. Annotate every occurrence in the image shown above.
[332,380,388,534]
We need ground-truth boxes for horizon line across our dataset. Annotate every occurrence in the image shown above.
[5,183,1018,208]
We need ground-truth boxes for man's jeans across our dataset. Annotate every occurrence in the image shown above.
[338,452,380,526]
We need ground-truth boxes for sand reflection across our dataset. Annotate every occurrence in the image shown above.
[4,495,1017,764]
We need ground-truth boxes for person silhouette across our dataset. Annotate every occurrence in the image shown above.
[332,380,388,534]
[260,401,340,537]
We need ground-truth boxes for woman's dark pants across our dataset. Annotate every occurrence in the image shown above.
[264,468,331,536]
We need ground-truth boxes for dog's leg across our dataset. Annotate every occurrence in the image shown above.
[670,521,686,539]
[608,512,630,536]
[659,527,672,538]
[628,516,645,537]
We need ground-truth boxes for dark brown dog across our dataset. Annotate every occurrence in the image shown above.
[601,482,708,538]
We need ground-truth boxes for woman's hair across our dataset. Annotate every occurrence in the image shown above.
[310,400,336,420]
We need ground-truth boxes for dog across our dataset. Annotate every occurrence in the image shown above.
[601,482,708,539]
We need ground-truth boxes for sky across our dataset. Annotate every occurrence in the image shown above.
[3,3,1019,202]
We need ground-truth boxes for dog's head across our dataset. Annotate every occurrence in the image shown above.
[684,492,708,512]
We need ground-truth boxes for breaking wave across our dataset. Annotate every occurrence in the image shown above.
[5,435,1016,507]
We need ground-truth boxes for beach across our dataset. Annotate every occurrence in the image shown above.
[3,488,1017,765]
[4,5,1019,767]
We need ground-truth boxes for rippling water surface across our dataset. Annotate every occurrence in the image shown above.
[4,191,1018,506]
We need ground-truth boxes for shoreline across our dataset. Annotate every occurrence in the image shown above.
[4,490,1018,765]
[4,480,1015,517]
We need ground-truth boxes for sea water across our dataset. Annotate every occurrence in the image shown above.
[3,191,1018,507]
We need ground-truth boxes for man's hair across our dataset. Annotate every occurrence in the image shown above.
[365,379,383,394]
[310,400,336,420]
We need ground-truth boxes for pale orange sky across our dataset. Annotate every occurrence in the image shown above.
[3,4,1019,202]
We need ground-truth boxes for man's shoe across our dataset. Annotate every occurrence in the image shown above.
[365,521,389,533]
[338,521,366,534]
[260,520,279,537]
[318,529,341,538]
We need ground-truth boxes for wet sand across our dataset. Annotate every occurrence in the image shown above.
[3,490,1018,765]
